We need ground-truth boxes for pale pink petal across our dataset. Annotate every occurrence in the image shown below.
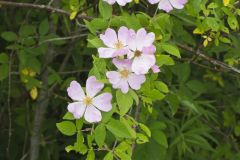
[103,0,116,5]
[118,26,129,45]
[112,58,132,70]
[100,28,118,48]
[127,51,135,59]
[86,76,104,97]
[106,71,121,84]
[98,47,117,58]
[169,0,185,9]
[142,45,156,55]
[132,54,156,75]
[151,65,161,73]
[144,32,155,47]
[112,48,129,57]
[67,81,85,101]
[67,102,86,119]
[158,0,173,12]
[113,79,129,93]
[116,0,128,6]
[136,28,147,50]
[127,29,137,51]
[148,0,160,4]
[84,105,102,123]
[128,74,146,90]
[92,93,112,112]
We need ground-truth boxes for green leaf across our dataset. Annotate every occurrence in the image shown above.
[19,25,36,37]
[227,15,239,30]
[152,130,168,148]
[65,145,74,153]
[106,119,133,138]
[136,133,149,144]
[86,149,95,160]
[94,124,106,147]
[56,121,76,136]
[1,31,17,42]
[0,53,9,64]
[120,117,136,138]
[87,37,104,48]
[129,89,139,105]
[160,43,181,58]
[0,64,9,80]
[155,81,169,93]
[99,1,112,19]
[104,152,114,160]
[63,112,75,120]
[139,123,151,137]
[39,19,49,35]
[116,90,133,116]
[156,55,175,66]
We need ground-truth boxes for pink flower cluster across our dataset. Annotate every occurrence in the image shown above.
[103,0,188,12]
[98,27,160,94]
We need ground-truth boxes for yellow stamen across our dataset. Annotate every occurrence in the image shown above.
[83,96,92,105]
[120,69,129,78]
[114,41,124,49]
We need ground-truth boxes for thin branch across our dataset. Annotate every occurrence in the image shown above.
[6,53,13,160]
[0,1,92,20]
[177,43,240,75]
[131,103,141,152]
[38,33,88,45]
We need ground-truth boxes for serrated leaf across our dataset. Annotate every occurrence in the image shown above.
[1,31,17,42]
[106,119,133,138]
[104,152,114,160]
[99,1,112,19]
[160,43,181,58]
[139,123,151,137]
[56,121,76,136]
[39,19,49,35]
[116,90,133,116]
[152,130,168,148]
[94,124,106,147]
[63,112,75,120]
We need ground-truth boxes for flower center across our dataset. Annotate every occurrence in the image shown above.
[83,96,92,105]
[134,50,142,57]
[114,41,124,49]
[120,69,129,78]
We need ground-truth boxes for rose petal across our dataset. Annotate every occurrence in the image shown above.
[98,47,117,58]
[118,26,129,45]
[92,93,112,112]
[169,0,185,9]
[67,102,86,119]
[67,81,85,101]
[148,0,160,4]
[84,105,102,123]
[113,79,129,93]
[151,65,161,73]
[132,54,156,75]
[112,58,132,70]
[158,0,173,12]
[86,76,104,97]
[106,71,121,84]
[100,28,118,48]
[128,73,146,90]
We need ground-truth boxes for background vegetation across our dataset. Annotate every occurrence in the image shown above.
[0,0,240,160]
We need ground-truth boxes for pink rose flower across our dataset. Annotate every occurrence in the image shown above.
[148,0,188,12]
[67,76,112,123]
[98,26,130,58]
[127,28,156,75]
[103,0,132,6]
[106,58,146,93]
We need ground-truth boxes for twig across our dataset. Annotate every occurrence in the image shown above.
[177,43,240,75]
[131,103,141,152]
[38,33,88,45]
[6,53,13,160]
[0,1,92,20]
